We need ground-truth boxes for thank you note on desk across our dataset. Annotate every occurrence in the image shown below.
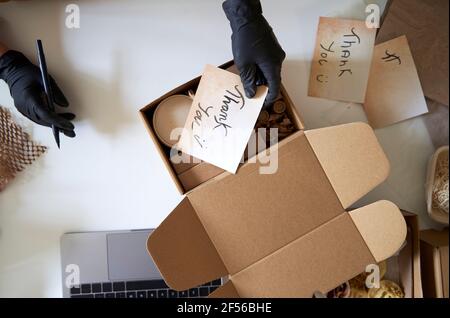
[308,17,376,103]
[178,65,268,174]
[364,35,428,128]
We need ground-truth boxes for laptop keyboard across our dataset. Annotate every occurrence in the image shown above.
[70,279,222,298]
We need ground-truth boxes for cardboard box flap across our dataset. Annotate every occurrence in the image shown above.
[216,213,376,298]
[209,281,240,298]
[147,122,396,295]
[207,201,405,298]
[147,197,228,291]
[187,132,344,275]
[305,123,390,209]
[349,201,407,263]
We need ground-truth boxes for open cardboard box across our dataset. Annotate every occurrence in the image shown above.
[146,119,408,297]
[420,228,449,298]
[139,61,304,194]
[395,212,423,298]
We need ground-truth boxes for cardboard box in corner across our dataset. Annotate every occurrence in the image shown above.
[147,122,407,298]
[420,228,449,298]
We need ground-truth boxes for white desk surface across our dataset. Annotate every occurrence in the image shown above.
[0,0,442,297]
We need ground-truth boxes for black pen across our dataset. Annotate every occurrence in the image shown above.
[36,39,60,149]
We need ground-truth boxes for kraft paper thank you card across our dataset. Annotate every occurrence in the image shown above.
[364,36,428,129]
[178,65,268,174]
[309,17,376,103]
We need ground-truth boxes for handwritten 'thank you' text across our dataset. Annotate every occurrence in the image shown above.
[191,84,245,148]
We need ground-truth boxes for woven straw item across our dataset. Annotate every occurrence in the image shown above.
[0,106,47,191]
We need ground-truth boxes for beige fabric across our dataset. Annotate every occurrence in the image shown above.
[0,106,46,191]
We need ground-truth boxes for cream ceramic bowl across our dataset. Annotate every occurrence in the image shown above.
[153,94,193,147]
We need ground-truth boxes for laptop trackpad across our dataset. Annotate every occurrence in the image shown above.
[107,231,161,281]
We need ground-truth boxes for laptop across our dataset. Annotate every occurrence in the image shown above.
[60,229,222,298]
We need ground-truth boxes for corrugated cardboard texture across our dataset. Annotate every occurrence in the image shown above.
[225,214,374,298]
[187,132,344,275]
[349,201,406,263]
[305,123,389,209]
[147,198,228,291]
[376,0,449,106]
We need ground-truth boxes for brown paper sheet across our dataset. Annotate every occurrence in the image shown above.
[377,0,449,106]
[364,36,428,129]
[308,17,376,103]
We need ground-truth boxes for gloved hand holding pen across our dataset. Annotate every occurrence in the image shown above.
[223,0,286,108]
[0,43,76,138]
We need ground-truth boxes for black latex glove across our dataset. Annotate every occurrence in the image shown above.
[0,50,75,137]
[223,0,286,107]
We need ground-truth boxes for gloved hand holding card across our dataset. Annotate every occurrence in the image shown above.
[178,65,268,174]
